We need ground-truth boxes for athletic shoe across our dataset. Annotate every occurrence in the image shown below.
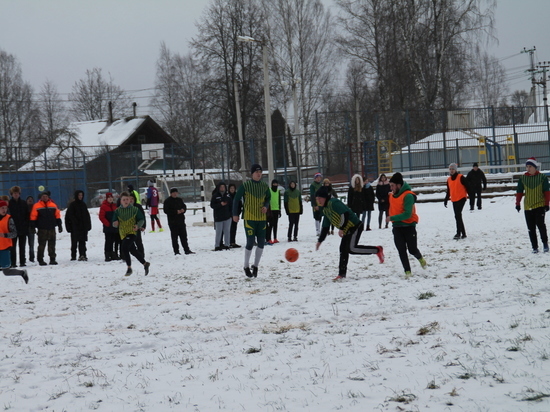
[174,252,181,255]
[144,262,150,276]
[230,243,241,248]
[78,256,87,261]
[288,238,293,242]
[461,234,467,239]
[404,271,412,279]
[158,228,164,232]
[39,261,47,266]
[50,260,58,265]
[267,240,275,245]
[214,246,223,251]
[273,239,279,243]
[70,257,77,261]
[149,230,155,233]
[333,275,345,281]
[125,268,133,276]
[376,246,385,264]
[244,267,253,278]
[21,270,29,284]
[20,263,26,267]
[293,237,298,242]
[418,257,427,269]
[453,234,460,240]
[544,243,549,253]
[185,250,195,255]
[533,249,539,254]
[251,265,258,278]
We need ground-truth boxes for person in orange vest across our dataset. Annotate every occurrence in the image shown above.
[30,191,63,265]
[0,200,29,284]
[387,173,427,278]
[444,163,469,239]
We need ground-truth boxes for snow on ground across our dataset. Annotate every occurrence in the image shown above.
[1,194,550,411]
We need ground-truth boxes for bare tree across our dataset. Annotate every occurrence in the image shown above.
[190,0,266,171]
[69,68,132,121]
[37,80,71,148]
[0,49,39,164]
[471,51,508,108]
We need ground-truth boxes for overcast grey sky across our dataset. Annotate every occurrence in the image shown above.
[1,0,549,108]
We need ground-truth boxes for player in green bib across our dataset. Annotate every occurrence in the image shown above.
[233,164,271,278]
[315,186,384,281]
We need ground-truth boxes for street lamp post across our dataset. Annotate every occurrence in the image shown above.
[237,35,274,183]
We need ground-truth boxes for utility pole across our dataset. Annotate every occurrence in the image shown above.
[537,61,549,122]
[522,47,537,122]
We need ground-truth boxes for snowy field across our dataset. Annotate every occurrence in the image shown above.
[1,194,550,411]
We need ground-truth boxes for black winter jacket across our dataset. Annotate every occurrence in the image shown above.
[65,190,92,234]
[210,183,232,222]
[8,197,29,234]
[163,196,187,226]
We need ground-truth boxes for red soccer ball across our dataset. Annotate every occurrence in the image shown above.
[285,248,299,263]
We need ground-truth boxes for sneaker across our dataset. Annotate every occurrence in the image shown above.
[376,246,385,264]
[21,270,29,284]
[251,265,258,278]
[70,257,77,261]
[20,263,26,267]
[214,246,223,251]
[230,243,241,248]
[288,238,293,242]
[125,268,133,276]
[544,243,549,253]
[273,239,279,243]
[38,261,47,266]
[174,252,181,255]
[185,250,195,255]
[404,271,412,279]
[453,234,461,240]
[144,262,150,276]
[293,237,298,242]
[533,248,539,254]
[158,228,164,232]
[244,267,253,278]
[418,257,427,269]
[49,260,58,265]
[461,234,467,239]
[149,230,155,233]
[267,240,275,245]
[78,256,87,261]
[333,275,345,281]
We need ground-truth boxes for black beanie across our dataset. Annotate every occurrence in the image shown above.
[272,179,278,185]
[250,164,262,174]
[315,186,331,199]
[389,173,404,185]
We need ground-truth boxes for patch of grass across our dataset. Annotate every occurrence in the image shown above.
[417,321,440,335]
[245,347,261,354]
[457,372,473,380]
[448,387,461,397]
[426,380,440,389]
[180,314,192,320]
[262,323,307,334]
[417,291,436,300]
[387,391,416,404]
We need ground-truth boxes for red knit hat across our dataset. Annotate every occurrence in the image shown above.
[0,200,8,208]
[526,157,539,169]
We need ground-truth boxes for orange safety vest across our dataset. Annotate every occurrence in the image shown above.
[448,174,468,202]
[0,214,13,250]
[389,190,419,224]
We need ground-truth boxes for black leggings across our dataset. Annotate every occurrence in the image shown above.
[525,207,548,250]
[338,223,379,276]
[393,226,422,272]
[121,235,146,267]
[452,198,467,236]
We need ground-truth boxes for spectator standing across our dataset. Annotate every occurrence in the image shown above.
[363,177,375,231]
[64,190,92,261]
[210,182,232,251]
[99,192,120,261]
[232,164,271,278]
[163,188,194,255]
[228,183,241,248]
[8,186,28,267]
[386,173,427,278]
[347,174,366,222]
[26,196,35,263]
[309,173,323,236]
[30,191,63,266]
[375,174,391,229]
[284,180,302,242]
[515,157,550,253]
[0,200,28,284]
[146,180,163,232]
[323,178,338,235]
[112,192,150,276]
[266,179,281,244]
[444,163,469,240]
[314,186,384,281]
[466,162,487,211]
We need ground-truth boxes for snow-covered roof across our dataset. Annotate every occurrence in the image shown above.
[400,122,550,152]
[19,117,148,171]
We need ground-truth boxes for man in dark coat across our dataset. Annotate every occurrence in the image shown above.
[30,191,63,266]
[163,188,194,255]
[466,162,487,211]
[8,186,29,267]
[65,190,92,261]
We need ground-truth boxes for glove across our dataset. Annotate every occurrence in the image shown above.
[545,205,549,212]
[515,204,521,213]
[58,226,63,233]
[444,201,448,208]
